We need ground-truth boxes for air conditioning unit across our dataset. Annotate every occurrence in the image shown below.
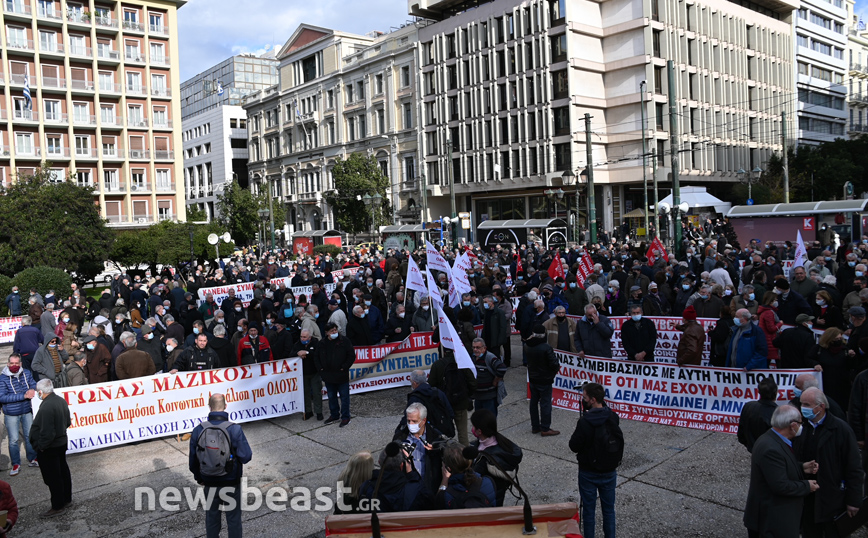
[130,150,143,158]
[137,217,148,223]
[131,184,138,191]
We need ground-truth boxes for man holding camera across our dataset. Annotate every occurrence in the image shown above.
[392,402,447,495]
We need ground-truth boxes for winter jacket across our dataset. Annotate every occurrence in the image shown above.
[289,337,319,376]
[391,423,447,495]
[621,316,658,362]
[772,325,816,370]
[543,316,577,353]
[32,339,68,382]
[481,306,508,350]
[569,406,620,473]
[13,325,43,356]
[66,361,88,386]
[411,308,434,333]
[776,290,812,325]
[675,320,706,366]
[237,335,272,366]
[385,312,412,343]
[40,310,57,341]
[347,315,373,346]
[472,351,507,401]
[208,337,236,369]
[436,472,497,509]
[0,367,36,416]
[137,334,163,372]
[115,348,157,379]
[526,338,561,385]
[85,342,112,384]
[189,411,253,486]
[709,316,735,367]
[314,334,356,384]
[29,392,70,452]
[574,314,614,358]
[725,322,768,371]
[174,346,220,372]
[471,435,523,506]
[358,468,432,513]
[757,305,782,362]
[428,350,477,412]
[563,286,589,316]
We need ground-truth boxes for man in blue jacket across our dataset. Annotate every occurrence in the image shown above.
[189,393,253,538]
[725,309,768,371]
[4,287,21,317]
[574,305,614,359]
[0,354,38,476]
[12,316,43,372]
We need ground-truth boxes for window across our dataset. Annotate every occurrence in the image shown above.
[131,168,146,190]
[375,73,383,94]
[403,102,412,129]
[44,100,61,122]
[15,133,33,155]
[76,169,91,187]
[653,30,661,57]
[553,107,570,136]
[301,56,316,83]
[104,169,120,190]
[148,12,163,32]
[554,143,571,171]
[6,26,27,48]
[100,104,116,125]
[45,135,62,155]
[377,108,385,134]
[73,102,90,123]
[69,34,86,56]
[552,70,568,99]
[128,105,144,126]
[151,74,167,96]
[39,30,57,52]
[101,135,117,156]
[348,117,356,142]
[153,106,167,126]
[401,66,410,88]
[149,42,165,64]
[74,135,91,156]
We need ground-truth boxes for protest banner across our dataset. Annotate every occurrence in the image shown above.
[197,279,336,307]
[329,332,440,395]
[0,311,60,345]
[33,358,305,454]
[609,316,718,365]
[549,351,818,433]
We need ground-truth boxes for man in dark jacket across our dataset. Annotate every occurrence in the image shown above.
[290,329,321,420]
[569,382,621,538]
[392,401,448,495]
[525,325,561,436]
[471,338,507,417]
[12,316,42,372]
[794,388,864,536]
[315,323,355,427]
[189,393,253,538]
[81,335,112,384]
[400,370,454,438]
[30,379,72,517]
[621,305,658,362]
[207,325,236,369]
[358,447,432,513]
[772,314,816,369]
[429,348,477,446]
[136,325,163,373]
[574,305,614,359]
[481,296,509,365]
[773,279,812,325]
[737,377,778,453]
[172,334,219,372]
[385,304,412,343]
[347,306,373,346]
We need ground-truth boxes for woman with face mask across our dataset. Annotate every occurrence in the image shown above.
[811,290,844,331]
[806,328,851,409]
[757,292,783,367]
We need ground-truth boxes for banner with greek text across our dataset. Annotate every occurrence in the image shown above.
[550,351,818,433]
[197,279,336,308]
[32,358,305,454]
[327,332,440,395]
[0,311,60,345]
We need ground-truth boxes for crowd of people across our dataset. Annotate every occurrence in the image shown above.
[4,217,868,535]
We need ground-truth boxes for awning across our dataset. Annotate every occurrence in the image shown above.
[623,208,646,218]
[478,218,568,229]
[380,225,427,233]
[726,199,868,218]
[291,229,341,238]
[654,187,731,214]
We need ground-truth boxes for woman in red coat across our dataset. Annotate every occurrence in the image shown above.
[757,291,783,366]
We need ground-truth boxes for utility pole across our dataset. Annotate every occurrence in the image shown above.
[267,176,275,251]
[447,138,456,246]
[781,110,789,203]
[421,170,428,223]
[667,60,682,257]
[640,80,649,240]
[585,113,597,243]
[652,148,659,240]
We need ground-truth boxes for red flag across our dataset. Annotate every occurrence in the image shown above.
[548,253,566,281]
[516,255,523,275]
[646,237,669,264]
[464,245,478,261]
[575,254,594,289]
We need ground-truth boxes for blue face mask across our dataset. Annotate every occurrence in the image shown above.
[748,293,755,301]
[314,313,320,319]
[825,256,832,261]
[682,284,691,291]
[483,303,490,310]
[793,387,803,398]
[858,271,865,278]
[266,319,273,326]
[301,339,310,345]
[463,301,470,307]
[569,283,577,289]
[193,327,200,335]
[329,332,339,340]
[733,317,742,327]
[850,261,857,267]
[801,405,818,422]
[365,300,372,306]
[631,315,642,322]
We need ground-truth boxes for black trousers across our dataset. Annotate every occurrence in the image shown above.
[38,446,72,510]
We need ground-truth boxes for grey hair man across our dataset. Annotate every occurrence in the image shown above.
[29,378,72,517]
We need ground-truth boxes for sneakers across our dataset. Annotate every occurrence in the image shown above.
[324,416,340,425]
[339,418,351,428]
[540,429,561,437]
[28,459,39,468]
[9,465,19,476]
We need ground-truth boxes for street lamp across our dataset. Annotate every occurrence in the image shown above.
[363,193,382,236]
[737,166,763,202]
[544,188,565,220]
[257,208,269,254]
[561,168,588,244]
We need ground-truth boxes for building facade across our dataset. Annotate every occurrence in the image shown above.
[0,0,187,226]
[845,0,868,136]
[180,53,278,219]
[244,23,420,235]
[794,0,848,145]
[411,0,794,239]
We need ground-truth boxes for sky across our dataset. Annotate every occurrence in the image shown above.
[177,0,414,81]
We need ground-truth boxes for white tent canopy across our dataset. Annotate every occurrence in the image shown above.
[652,186,731,215]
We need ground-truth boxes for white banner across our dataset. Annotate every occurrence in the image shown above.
[197,279,336,307]
[0,311,60,345]
[33,358,304,454]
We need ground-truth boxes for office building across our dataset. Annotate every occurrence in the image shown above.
[845,0,868,136]
[0,0,187,226]
[180,53,278,219]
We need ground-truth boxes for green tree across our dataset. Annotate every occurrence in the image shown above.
[0,163,113,281]
[325,153,391,234]
[108,220,234,274]
[216,181,286,248]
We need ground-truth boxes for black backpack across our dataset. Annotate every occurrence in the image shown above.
[446,481,492,509]
[591,412,624,472]
[416,390,456,439]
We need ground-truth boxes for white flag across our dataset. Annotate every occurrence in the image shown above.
[426,269,443,308]
[406,256,427,294]
[435,304,477,377]
[794,230,808,268]
[426,241,452,274]
[452,253,473,296]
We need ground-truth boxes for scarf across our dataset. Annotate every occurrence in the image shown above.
[49,346,62,374]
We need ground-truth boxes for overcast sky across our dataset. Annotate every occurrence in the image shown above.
[177,0,414,81]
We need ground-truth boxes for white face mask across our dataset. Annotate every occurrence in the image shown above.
[398,312,405,318]
[795,424,803,437]
[166,345,175,352]
[408,423,421,434]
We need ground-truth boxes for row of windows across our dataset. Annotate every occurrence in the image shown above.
[798,62,845,83]
[798,116,845,135]
[796,34,845,60]
[798,9,846,34]
[184,143,210,159]
[183,123,210,141]
[798,88,845,110]
[9,131,171,156]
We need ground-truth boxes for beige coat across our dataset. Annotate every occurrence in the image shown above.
[542,316,577,353]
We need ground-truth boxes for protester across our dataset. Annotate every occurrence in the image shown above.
[543,306,577,353]
[391,402,447,494]
[436,443,497,509]
[29,379,72,517]
[470,338,507,417]
[0,354,38,476]
[622,304,658,362]
[525,324,561,436]
[335,452,373,514]
[574,304,614,359]
[736,377,778,453]
[470,409,523,507]
[189,393,253,538]
[290,329,322,421]
[429,345,477,447]
[773,314,816,369]
[674,306,705,367]
[725,309,768,370]
[316,323,355,427]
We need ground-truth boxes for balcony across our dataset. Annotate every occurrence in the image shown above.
[15,147,41,158]
[40,76,66,90]
[44,147,70,158]
[128,149,150,160]
[99,81,120,94]
[122,20,145,33]
[156,181,174,192]
[95,16,119,30]
[126,84,146,96]
[850,123,868,133]
[150,87,171,98]
[850,93,868,106]
[3,1,31,16]
[105,215,128,224]
[66,11,92,26]
[148,24,169,36]
[124,51,145,63]
[68,45,93,59]
[72,114,97,126]
[103,181,126,193]
[131,215,153,224]
[7,39,35,53]
[157,213,175,222]
[129,182,151,193]
[70,79,95,92]
[12,109,38,122]
[149,55,169,67]
[36,6,62,22]
[152,119,173,129]
[74,148,99,159]
[154,150,174,160]
[101,148,125,159]
[38,42,64,56]
[100,115,123,127]
[43,111,68,124]
[96,48,121,62]
[127,118,149,129]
